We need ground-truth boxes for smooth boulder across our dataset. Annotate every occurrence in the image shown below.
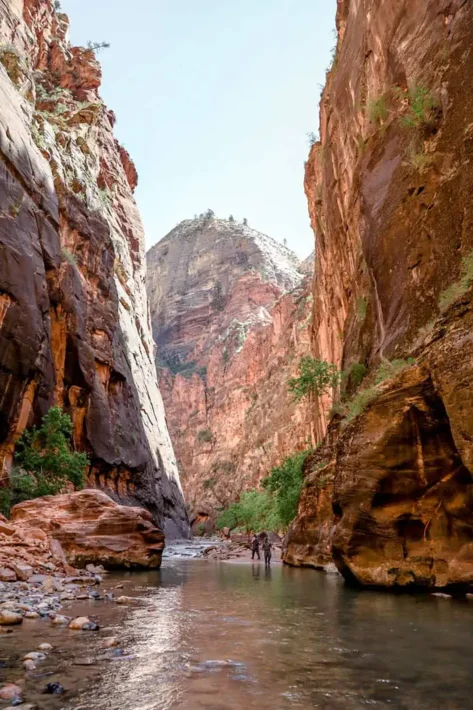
[11,490,165,569]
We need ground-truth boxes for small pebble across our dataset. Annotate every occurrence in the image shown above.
[23,659,36,671]
[38,643,53,652]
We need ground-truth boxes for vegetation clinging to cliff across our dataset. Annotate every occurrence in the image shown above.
[0,407,88,516]
[288,356,340,401]
[216,449,310,532]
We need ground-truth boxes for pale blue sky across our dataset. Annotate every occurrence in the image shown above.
[63,1,336,257]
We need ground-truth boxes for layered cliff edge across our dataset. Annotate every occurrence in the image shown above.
[0,0,189,536]
[147,218,315,527]
[284,0,473,590]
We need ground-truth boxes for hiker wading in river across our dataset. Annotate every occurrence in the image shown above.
[251,534,260,560]
[263,536,272,566]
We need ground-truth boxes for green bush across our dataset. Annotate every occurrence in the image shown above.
[367,96,388,125]
[197,429,213,443]
[288,356,340,401]
[401,84,437,129]
[345,387,378,422]
[355,296,367,321]
[216,490,280,533]
[1,407,88,516]
[374,358,415,384]
[262,449,311,527]
[216,449,310,532]
[344,362,367,390]
[438,252,473,311]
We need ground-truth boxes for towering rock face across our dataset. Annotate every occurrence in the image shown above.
[284,0,473,589]
[147,218,314,526]
[0,0,188,536]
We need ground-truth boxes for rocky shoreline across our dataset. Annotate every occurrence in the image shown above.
[0,565,141,706]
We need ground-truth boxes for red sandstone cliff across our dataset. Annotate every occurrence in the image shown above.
[147,218,314,529]
[284,0,473,590]
[0,0,188,536]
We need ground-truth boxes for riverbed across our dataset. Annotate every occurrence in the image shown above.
[1,557,473,709]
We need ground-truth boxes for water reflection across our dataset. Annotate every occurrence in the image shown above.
[1,561,473,709]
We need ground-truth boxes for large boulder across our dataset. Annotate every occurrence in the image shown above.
[10,490,165,569]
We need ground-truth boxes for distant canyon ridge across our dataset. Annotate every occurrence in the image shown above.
[146,217,314,531]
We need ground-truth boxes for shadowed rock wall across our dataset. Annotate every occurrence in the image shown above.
[284,0,473,589]
[0,0,189,536]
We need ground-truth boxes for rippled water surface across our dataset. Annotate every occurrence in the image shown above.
[1,558,473,709]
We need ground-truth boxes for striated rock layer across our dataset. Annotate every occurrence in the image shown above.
[0,0,188,536]
[284,0,473,589]
[10,489,165,569]
[147,218,314,528]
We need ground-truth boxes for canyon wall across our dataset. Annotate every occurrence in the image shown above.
[0,0,188,536]
[284,0,473,589]
[147,218,314,528]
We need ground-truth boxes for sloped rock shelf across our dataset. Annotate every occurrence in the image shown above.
[1,559,473,709]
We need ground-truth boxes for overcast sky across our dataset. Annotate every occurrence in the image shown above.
[62,0,336,258]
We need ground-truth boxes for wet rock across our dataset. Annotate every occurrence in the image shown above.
[38,643,53,652]
[73,657,96,665]
[101,636,119,648]
[116,596,134,605]
[4,706,36,710]
[0,611,23,625]
[24,612,40,619]
[0,569,17,583]
[23,659,36,671]
[51,614,69,625]
[44,682,64,695]
[69,616,99,631]
[86,564,105,574]
[431,593,452,599]
[0,684,22,701]
[23,652,47,662]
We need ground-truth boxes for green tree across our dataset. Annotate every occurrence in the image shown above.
[216,491,279,533]
[288,356,340,401]
[13,406,88,499]
[262,450,310,527]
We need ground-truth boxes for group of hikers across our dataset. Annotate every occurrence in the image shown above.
[251,533,273,565]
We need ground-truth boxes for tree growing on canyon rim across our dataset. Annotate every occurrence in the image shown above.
[0,407,88,515]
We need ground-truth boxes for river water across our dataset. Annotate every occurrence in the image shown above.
[1,556,473,709]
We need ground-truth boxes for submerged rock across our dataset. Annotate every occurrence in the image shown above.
[0,684,22,701]
[44,683,64,695]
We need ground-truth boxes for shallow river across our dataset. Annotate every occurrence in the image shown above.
[1,557,473,709]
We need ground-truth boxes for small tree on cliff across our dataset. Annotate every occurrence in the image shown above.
[288,356,340,401]
[13,407,88,498]
[86,41,111,53]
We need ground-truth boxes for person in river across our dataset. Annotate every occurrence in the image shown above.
[262,536,272,566]
[251,534,260,560]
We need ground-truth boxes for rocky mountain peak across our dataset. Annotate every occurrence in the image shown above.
[146,216,303,367]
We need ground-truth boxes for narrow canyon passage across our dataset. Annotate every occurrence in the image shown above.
[1,556,473,710]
